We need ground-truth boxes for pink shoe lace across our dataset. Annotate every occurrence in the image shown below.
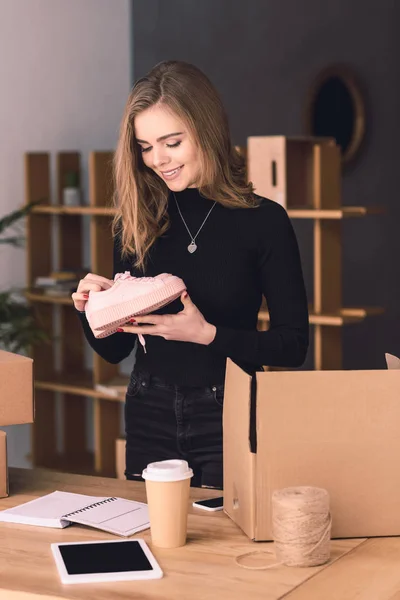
[114,271,155,284]
[138,334,146,353]
[114,271,151,352]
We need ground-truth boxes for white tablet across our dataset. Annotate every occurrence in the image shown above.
[51,539,163,584]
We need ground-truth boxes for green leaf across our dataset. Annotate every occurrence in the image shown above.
[0,201,44,236]
[0,203,48,351]
[0,288,48,351]
[0,236,25,247]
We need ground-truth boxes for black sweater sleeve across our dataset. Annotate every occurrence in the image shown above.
[76,235,137,364]
[208,203,309,367]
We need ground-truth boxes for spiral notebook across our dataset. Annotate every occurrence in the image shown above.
[0,491,149,537]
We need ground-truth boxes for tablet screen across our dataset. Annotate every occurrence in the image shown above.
[51,539,163,584]
[59,540,153,575]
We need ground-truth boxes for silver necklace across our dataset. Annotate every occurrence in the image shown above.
[173,192,217,253]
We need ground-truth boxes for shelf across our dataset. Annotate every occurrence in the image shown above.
[35,371,126,402]
[287,207,384,219]
[32,205,117,216]
[26,289,74,305]
[44,451,96,476]
[258,306,384,327]
[24,452,96,476]
[27,290,384,326]
[32,204,383,219]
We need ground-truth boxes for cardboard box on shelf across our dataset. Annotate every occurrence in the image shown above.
[0,431,8,498]
[223,356,400,540]
[0,351,34,426]
[247,136,321,209]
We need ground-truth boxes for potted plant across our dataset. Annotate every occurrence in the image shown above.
[0,204,46,352]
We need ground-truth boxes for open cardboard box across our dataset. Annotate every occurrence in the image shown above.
[223,355,400,540]
[0,350,34,426]
[0,431,7,498]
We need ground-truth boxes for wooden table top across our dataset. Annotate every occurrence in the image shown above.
[0,468,379,600]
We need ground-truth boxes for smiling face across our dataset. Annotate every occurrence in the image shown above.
[134,103,202,191]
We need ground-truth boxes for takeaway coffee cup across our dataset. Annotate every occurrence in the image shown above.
[142,459,193,548]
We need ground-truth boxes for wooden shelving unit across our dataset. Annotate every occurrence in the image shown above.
[248,136,383,369]
[25,137,383,477]
[25,151,124,477]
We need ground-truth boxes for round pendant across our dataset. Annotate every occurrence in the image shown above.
[188,241,197,254]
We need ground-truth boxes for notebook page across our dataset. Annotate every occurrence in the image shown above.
[0,491,110,527]
[66,497,150,536]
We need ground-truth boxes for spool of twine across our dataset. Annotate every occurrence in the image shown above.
[272,486,331,567]
[235,486,331,570]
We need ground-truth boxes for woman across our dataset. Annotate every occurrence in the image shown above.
[72,60,309,490]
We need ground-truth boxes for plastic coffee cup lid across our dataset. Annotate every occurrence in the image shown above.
[142,459,193,482]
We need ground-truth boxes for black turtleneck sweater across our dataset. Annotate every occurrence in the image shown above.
[78,189,309,386]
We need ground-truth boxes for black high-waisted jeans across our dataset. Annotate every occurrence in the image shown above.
[124,368,225,489]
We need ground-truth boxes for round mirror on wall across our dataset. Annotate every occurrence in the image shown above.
[304,65,366,164]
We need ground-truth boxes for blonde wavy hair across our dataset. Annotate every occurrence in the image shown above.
[112,60,256,271]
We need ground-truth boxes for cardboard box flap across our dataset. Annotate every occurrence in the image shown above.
[223,359,256,539]
[0,351,32,364]
[255,369,400,539]
[385,353,400,370]
[0,431,8,498]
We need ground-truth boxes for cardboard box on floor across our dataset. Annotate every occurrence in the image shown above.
[0,350,34,426]
[0,350,34,498]
[223,355,400,540]
[0,431,8,498]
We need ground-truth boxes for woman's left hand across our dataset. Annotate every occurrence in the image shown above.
[117,292,217,345]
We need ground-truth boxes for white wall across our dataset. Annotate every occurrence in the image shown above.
[0,0,131,467]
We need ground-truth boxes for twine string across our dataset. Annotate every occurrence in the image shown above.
[235,486,332,570]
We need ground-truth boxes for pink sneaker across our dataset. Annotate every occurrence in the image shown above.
[85,272,186,351]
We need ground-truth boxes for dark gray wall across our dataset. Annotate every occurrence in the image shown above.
[132,0,400,370]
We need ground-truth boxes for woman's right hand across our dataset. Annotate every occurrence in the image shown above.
[71,273,114,312]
